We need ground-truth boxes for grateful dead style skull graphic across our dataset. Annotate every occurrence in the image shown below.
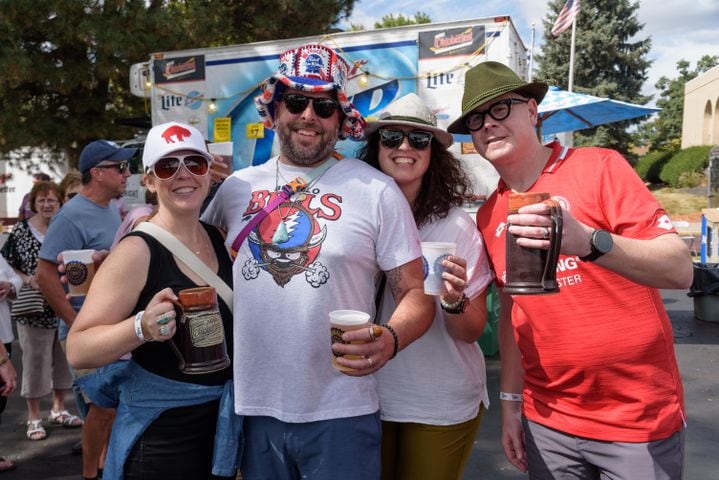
[245,202,329,287]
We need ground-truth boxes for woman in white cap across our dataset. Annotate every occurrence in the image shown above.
[358,93,493,480]
[67,122,238,480]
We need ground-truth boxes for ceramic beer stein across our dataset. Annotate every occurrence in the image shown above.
[504,193,563,295]
[169,286,230,374]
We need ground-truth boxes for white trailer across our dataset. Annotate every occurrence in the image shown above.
[130,16,529,197]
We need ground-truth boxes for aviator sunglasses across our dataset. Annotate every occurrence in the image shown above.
[464,98,529,131]
[151,154,211,180]
[378,128,434,150]
[95,161,130,174]
[282,93,341,118]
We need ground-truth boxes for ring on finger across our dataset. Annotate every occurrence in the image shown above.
[156,312,173,326]
[159,325,170,336]
[369,325,383,341]
[543,227,550,239]
[367,357,373,368]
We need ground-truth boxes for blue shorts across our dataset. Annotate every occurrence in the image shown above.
[241,412,381,480]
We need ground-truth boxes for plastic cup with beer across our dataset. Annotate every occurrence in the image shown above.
[329,309,370,372]
[62,249,96,297]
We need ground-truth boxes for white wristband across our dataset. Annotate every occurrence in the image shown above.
[134,311,151,342]
[499,391,523,402]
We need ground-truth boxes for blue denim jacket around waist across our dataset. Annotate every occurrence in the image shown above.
[77,359,242,480]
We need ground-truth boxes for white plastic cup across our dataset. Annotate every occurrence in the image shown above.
[329,310,370,371]
[421,242,457,295]
[62,249,96,297]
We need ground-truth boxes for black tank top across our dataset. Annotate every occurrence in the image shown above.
[126,222,233,385]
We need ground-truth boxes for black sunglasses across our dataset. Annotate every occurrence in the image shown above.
[378,128,433,150]
[464,98,529,131]
[94,161,130,174]
[282,93,340,119]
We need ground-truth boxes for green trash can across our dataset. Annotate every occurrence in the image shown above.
[478,283,500,356]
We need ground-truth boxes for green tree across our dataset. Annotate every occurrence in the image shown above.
[373,12,430,29]
[535,0,652,159]
[636,55,719,151]
[0,0,354,169]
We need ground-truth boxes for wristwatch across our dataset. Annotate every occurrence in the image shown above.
[579,229,613,262]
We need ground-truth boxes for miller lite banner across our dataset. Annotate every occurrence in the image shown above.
[152,55,208,136]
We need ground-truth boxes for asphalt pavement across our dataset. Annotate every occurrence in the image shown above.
[0,288,717,479]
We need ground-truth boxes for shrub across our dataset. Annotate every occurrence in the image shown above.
[635,150,673,184]
[659,145,713,188]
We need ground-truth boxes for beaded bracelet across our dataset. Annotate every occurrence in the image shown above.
[382,324,399,360]
[134,311,152,343]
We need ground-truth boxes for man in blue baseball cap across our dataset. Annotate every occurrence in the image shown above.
[36,138,135,480]
[78,140,137,174]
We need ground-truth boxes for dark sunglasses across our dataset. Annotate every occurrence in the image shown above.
[465,98,529,131]
[95,161,130,174]
[152,154,211,180]
[378,128,433,150]
[282,93,340,119]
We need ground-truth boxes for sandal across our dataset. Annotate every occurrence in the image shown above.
[48,409,83,427]
[26,419,46,441]
[0,457,16,472]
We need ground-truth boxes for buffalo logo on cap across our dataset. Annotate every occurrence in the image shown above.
[161,125,192,144]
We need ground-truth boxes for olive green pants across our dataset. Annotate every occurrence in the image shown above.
[381,405,484,480]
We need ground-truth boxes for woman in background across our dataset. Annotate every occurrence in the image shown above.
[359,93,493,480]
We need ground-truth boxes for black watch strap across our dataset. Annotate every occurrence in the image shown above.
[579,229,612,262]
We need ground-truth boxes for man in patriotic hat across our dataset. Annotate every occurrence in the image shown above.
[451,61,689,478]
[203,44,433,480]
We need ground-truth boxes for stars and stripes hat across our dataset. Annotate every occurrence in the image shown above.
[255,43,366,141]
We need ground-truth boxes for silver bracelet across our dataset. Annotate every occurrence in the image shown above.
[134,311,152,342]
[499,391,523,402]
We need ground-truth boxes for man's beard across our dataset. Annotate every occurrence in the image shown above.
[277,120,339,167]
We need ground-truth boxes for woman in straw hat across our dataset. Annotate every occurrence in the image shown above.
[358,93,493,480]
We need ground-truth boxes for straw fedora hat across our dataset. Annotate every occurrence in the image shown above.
[447,61,548,135]
[364,93,454,148]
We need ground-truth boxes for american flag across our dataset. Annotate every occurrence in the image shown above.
[551,0,581,37]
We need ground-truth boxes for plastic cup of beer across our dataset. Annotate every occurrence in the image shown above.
[62,249,96,297]
[207,141,233,176]
[330,309,370,372]
[421,242,457,295]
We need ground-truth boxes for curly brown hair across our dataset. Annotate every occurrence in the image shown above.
[29,181,62,213]
[357,131,472,228]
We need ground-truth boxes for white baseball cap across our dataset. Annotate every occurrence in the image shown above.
[142,122,214,171]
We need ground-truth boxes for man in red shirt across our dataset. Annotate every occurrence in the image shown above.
[448,62,692,479]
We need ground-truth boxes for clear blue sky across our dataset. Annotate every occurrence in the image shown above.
[340,0,719,105]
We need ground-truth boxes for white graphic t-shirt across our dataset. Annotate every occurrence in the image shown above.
[203,156,421,422]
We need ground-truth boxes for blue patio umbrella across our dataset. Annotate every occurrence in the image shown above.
[536,86,659,137]
[451,86,659,142]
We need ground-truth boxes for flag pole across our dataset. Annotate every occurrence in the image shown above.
[568,17,577,92]
[528,22,536,81]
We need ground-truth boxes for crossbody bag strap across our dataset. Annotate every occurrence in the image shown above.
[230,156,339,257]
[134,222,234,313]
